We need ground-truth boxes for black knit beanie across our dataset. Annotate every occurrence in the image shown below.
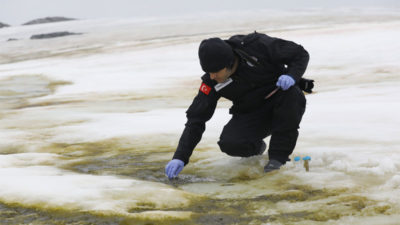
[198,37,234,73]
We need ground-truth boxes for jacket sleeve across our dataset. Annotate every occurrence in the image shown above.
[262,35,310,82]
[172,78,220,165]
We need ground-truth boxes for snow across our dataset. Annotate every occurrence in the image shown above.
[0,8,400,223]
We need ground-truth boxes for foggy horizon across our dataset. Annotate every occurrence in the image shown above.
[1,0,399,25]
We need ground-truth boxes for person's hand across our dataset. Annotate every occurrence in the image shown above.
[165,159,184,179]
[276,75,295,91]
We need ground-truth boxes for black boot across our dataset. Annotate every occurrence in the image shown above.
[264,159,282,173]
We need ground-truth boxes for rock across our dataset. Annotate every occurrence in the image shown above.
[22,17,76,25]
[0,22,10,28]
[30,31,82,40]
[7,38,18,42]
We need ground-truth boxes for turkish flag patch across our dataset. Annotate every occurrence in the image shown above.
[199,83,211,95]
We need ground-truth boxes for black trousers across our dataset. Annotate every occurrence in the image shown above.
[217,86,306,164]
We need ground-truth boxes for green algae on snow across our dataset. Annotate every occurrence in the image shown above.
[0,202,194,225]
[2,138,399,224]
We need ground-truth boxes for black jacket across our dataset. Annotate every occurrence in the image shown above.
[173,32,309,165]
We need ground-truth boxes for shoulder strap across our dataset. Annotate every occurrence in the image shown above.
[233,48,261,68]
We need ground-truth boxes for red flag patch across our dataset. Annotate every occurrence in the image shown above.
[199,83,211,95]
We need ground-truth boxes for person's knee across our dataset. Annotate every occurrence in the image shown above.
[218,139,241,156]
[218,139,259,157]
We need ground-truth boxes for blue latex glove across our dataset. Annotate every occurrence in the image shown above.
[165,159,184,179]
[276,75,295,91]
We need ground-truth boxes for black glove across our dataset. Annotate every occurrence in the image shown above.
[299,78,314,93]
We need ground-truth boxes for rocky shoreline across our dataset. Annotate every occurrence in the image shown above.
[2,17,81,41]
[30,31,82,39]
[22,17,76,25]
[0,22,10,28]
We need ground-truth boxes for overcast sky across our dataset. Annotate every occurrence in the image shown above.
[1,0,399,25]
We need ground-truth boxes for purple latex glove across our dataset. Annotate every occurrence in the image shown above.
[276,75,295,91]
[165,159,184,179]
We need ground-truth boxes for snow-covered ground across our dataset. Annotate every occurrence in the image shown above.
[0,8,399,224]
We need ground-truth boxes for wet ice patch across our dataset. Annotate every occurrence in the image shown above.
[0,149,197,218]
[0,75,71,110]
[0,153,61,167]
[382,175,400,189]
[0,165,196,215]
[186,151,267,182]
[168,174,216,186]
